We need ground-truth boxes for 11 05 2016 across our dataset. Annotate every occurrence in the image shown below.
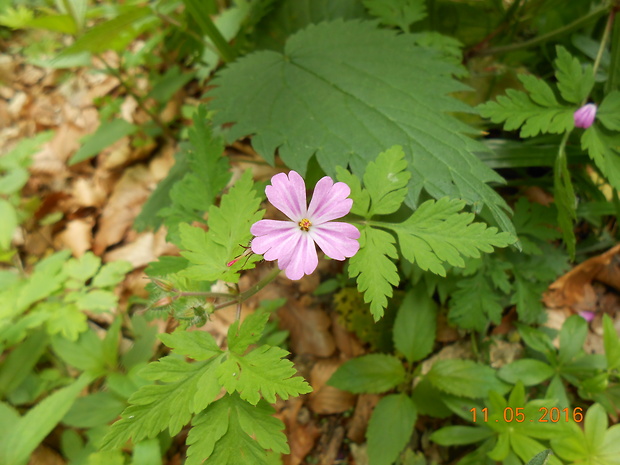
[470,407,584,423]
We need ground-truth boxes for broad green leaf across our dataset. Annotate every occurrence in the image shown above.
[367,394,417,465]
[217,345,312,405]
[598,91,620,130]
[28,13,77,34]
[0,329,48,397]
[180,170,264,283]
[158,330,222,361]
[58,6,154,56]
[498,359,554,386]
[603,314,620,370]
[559,315,587,364]
[363,146,410,217]
[383,197,515,276]
[510,434,562,465]
[0,373,92,465]
[72,289,117,312]
[581,125,620,191]
[148,65,194,103]
[92,260,133,288]
[131,439,161,465]
[363,0,426,31]
[70,119,138,165]
[525,449,553,465]
[426,359,508,398]
[393,285,437,362]
[64,252,101,282]
[0,167,28,194]
[555,46,595,104]
[348,226,400,320]
[554,150,577,258]
[328,353,405,394]
[186,395,284,465]
[0,199,17,250]
[62,392,125,428]
[430,426,493,446]
[0,5,33,29]
[51,330,106,374]
[210,20,514,235]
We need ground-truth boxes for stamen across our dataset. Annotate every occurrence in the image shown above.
[298,218,312,231]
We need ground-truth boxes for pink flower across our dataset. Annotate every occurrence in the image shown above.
[251,171,360,280]
[574,103,597,129]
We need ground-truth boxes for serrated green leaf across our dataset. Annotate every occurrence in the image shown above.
[581,125,620,191]
[512,198,560,254]
[328,353,405,394]
[383,197,515,276]
[227,309,271,354]
[186,394,280,465]
[62,391,125,428]
[448,270,503,332]
[73,289,117,312]
[598,91,620,131]
[426,359,508,398]
[92,260,133,288]
[335,166,370,216]
[0,6,34,29]
[159,329,222,361]
[477,88,573,138]
[367,393,417,465]
[210,20,514,235]
[217,345,311,405]
[180,170,264,283]
[363,146,411,217]
[363,0,426,31]
[498,359,554,386]
[393,285,437,363]
[64,252,101,282]
[555,46,595,104]
[51,330,105,374]
[348,226,400,320]
[101,355,223,449]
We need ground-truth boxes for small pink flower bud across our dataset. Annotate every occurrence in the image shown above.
[574,103,597,129]
[579,310,596,322]
[226,258,240,267]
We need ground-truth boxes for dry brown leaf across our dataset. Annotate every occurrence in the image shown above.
[71,177,107,208]
[281,397,321,465]
[104,228,177,268]
[308,358,356,414]
[347,394,380,443]
[278,295,336,357]
[93,165,152,254]
[56,218,94,257]
[544,244,620,312]
[28,444,65,465]
[331,313,365,359]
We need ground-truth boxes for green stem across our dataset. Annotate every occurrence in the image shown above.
[178,291,236,299]
[591,7,616,91]
[477,4,609,57]
[183,0,236,63]
[213,267,281,313]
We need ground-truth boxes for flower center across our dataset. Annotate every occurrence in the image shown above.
[298,218,312,231]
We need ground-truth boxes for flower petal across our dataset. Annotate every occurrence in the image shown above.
[574,103,597,129]
[310,222,360,260]
[280,233,318,280]
[306,176,353,224]
[251,221,300,260]
[251,219,296,237]
[265,171,307,221]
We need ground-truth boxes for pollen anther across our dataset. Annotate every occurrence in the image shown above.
[298,218,312,231]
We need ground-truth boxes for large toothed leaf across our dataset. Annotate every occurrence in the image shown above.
[209,20,514,236]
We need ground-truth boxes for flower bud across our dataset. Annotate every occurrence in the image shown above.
[574,103,597,129]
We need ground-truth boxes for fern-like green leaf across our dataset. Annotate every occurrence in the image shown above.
[179,170,264,283]
[101,356,223,449]
[362,0,427,32]
[448,271,504,332]
[348,226,400,320]
[554,45,595,104]
[186,394,287,465]
[598,91,620,131]
[363,146,411,217]
[217,345,312,405]
[581,126,620,191]
[209,20,514,235]
[382,197,516,276]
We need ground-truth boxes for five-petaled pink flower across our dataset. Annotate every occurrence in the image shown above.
[574,103,597,129]
[251,171,360,280]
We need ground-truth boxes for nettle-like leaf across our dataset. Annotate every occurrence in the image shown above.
[426,359,508,399]
[179,170,264,283]
[328,353,406,394]
[554,45,595,104]
[210,20,514,235]
[362,0,427,32]
[581,125,620,191]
